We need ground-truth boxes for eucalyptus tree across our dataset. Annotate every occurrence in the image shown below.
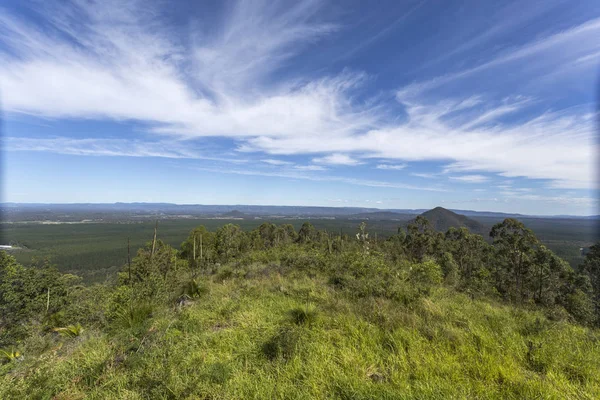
[582,242,600,322]
[490,219,538,302]
[405,216,435,262]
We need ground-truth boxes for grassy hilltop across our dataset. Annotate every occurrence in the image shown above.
[1,216,600,399]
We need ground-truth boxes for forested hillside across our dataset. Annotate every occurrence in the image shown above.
[417,207,485,235]
[1,217,600,399]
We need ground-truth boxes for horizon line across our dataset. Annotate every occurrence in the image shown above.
[1,202,598,218]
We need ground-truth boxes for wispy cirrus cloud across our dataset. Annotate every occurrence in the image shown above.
[411,173,438,179]
[293,165,327,171]
[312,153,362,166]
[4,136,185,159]
[0,0,376,140]
[396,16,600,99]
[249,97,597,189]
[187,165,446,192]
[376,164,407,170]
[261,159,293,166]
[449,174,489,184]
[0,0,597,195]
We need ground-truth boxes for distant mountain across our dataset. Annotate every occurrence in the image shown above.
[219,210,248,218]
[1,203,596,220]
[347,211,414,221]
[416,207,485,234]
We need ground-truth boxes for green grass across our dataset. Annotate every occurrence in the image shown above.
[2,265,599,399]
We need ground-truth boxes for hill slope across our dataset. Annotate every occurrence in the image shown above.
[418,206,486,234]
[219,209,249,218]
[347,211,414,221]
[1,261,598,399]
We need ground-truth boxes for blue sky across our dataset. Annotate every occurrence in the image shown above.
[0,0,599,215]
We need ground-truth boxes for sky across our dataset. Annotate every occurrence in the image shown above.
[0,0,599,215]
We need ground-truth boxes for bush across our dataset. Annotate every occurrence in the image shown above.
[410,259,443,286]
[564,289,596,325]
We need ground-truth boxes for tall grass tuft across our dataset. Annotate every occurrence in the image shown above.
[114,302,154,330]
[53,323,84,338]
[262,326,301,361]
[0,348,21,364]
[288,303,318,326]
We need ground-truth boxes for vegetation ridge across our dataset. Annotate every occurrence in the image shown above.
[1,215,600,399]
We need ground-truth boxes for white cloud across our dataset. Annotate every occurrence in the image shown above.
[312,153,362,166]
[2,136,246,161]
[294,165,327,171]
[0,0,597,191]
[251,97,597,189]
[396,17,600,99]
[0,0,375,140]
[449,175,490,183]
[411,173,438,179]
[376,164,407,170]
[187,165,446,192]
[261,159,293,166]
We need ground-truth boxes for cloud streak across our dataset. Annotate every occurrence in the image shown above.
[313,153,362,166]
[449,175,489,184]
[376,164,407,170]
[2,136,247,163]
[0,0,597,193]
[187,165,446,192]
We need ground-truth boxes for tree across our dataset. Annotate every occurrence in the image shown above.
[490,219,538,302]
[297,222,316,244]
[444,227,491,292]
[0,253,74,346]
[258,222,277,248]
[215,224,244,262]
[532,245,571,306]
[274,224,297,245]
[180,226,215,268]
[127,240,179,300]
[405,216,434,262]
[557,269,595,324]
[581,242,600,322]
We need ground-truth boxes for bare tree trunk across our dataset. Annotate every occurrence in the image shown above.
[127,237,132,284]
[46,287,50,314]
[192,234,197,277]
[164,251,170,280]
[151,220,158,257]
[538,264,543,303]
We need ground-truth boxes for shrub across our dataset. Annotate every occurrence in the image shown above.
[564,289,596,325]
[178,278,208,299]
[215,266,234,282]
[410,259,443,286]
